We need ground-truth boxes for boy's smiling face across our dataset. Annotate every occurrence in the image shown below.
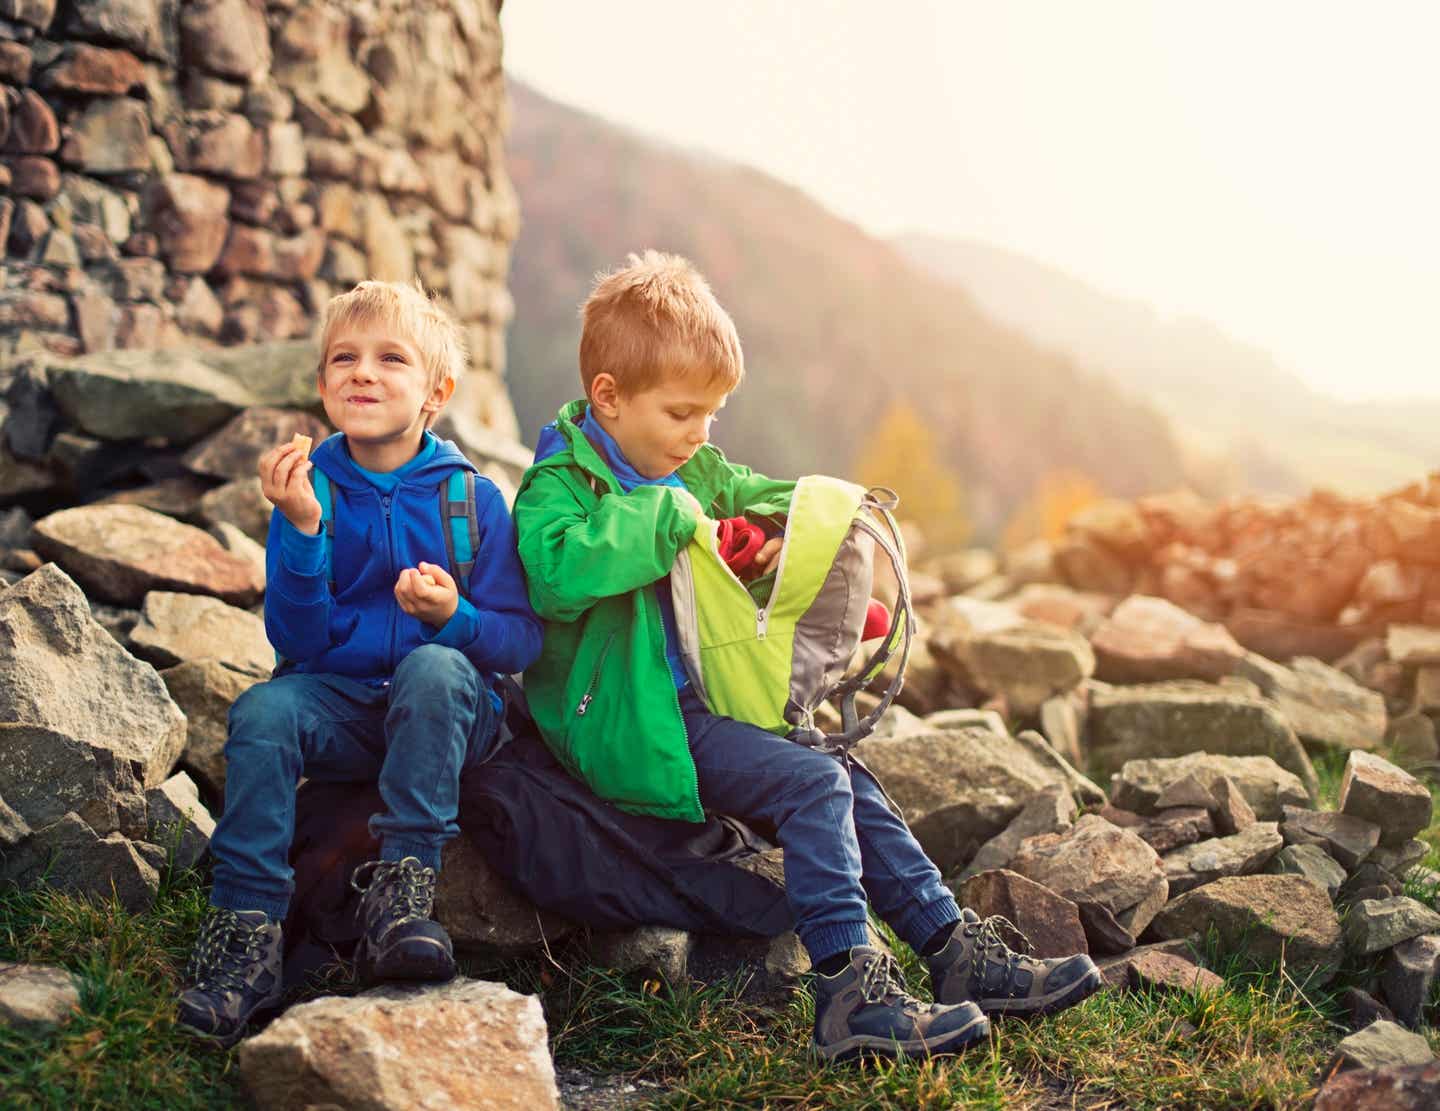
[589,372,730,479]
[318,320,454,472]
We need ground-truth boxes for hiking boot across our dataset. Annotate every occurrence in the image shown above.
[351,856,456,985]
[927,908,1102,1017]
[811,945,990,1061]
[176,908,284,1047]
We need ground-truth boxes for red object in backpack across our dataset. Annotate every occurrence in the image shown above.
[715,517,767,574]
[862,599,891,641]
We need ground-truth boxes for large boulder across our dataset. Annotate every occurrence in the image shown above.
[1234,653,1387,752]
[1087,682,1318,799]
[1150,874,1343,984]
[32,505,264,607]
[180,406,329,481]
[129,591,273,676]
[954,869,1089,958]
[1090,595,1245,682]
[0,563,185,788]
[1109,753,1310,821]
[1009,813,1169,937]
[2,811,161,913]
[237,979,559,1111]
[853,724,1078,875]
[435,834,577,957]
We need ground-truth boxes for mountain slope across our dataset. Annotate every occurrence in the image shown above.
[896,235,1440,495]
[504,82,1186,536]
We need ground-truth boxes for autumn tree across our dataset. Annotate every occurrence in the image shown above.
[853,400,972,552]
[1000,469,1101,551]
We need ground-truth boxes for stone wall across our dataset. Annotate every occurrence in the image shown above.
[0,0,518,438]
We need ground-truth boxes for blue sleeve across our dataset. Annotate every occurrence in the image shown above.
[263,510,334,660]
[421,479,543,675]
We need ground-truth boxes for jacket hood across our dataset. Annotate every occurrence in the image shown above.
[311,431,477,491]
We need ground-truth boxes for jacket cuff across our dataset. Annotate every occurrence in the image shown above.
[425,595,480,648]
[278,516,327,577]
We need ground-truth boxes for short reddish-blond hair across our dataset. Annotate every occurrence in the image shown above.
[579,250,744,397]
[317,279,466,394]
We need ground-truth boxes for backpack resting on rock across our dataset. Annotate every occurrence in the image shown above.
[669,475,914,752]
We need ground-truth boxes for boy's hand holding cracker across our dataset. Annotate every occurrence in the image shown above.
[395,561,459,627]
[259,434,321,535]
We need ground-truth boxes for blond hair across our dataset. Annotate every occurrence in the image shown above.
[317,279,467,394]
[579,250,744,397]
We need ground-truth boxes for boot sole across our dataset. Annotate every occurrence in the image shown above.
[357,936,457,986]
[978,963,1104,1017]
[812,1011,990,1062]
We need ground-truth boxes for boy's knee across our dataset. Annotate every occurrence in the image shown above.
[228,680,305,739]
[393,644,476,696]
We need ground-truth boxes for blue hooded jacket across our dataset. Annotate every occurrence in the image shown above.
[265,432,543,685]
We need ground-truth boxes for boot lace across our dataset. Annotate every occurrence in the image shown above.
[351,858,437,924]
[858,951,921,1012]
[965,914,1034,992]
[186,909,269,994]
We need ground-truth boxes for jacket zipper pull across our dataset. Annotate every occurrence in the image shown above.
[576,693,593,716]
[756,608,768,640]
[381,494,392,520]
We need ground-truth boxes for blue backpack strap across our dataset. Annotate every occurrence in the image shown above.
[440,468,478,600]
[311,467,337,595]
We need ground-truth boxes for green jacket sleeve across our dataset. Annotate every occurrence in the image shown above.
[710,460,797,520]
[516,468,701,622]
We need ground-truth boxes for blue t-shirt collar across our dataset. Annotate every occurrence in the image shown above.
[579,408,686,493]
[346,430,440,493]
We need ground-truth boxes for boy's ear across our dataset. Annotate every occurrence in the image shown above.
[589,372,621,418]
[423,377,457,413]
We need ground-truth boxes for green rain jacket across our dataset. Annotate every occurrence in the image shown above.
[515,400,796,822]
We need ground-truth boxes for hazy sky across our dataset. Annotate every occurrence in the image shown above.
[502,2,1439,402]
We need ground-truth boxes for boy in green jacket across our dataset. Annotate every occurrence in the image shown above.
[515,251,1100,1060]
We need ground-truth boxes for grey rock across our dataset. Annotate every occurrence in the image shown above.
[1266,843,1348,898]
[0,506,33,550]
[207,522,265,591]
[1331,1019,1435,1071]
[31,505,264,608]
[962,784,1076,878]
[1110,752,1310,820]
[1340,751,1433,846]
[197,476,270,545]
[1079,900,1137,957]
[1313,1061,1440,1110]
[1150,874,1343,984]
[1210,776,1257,836]
[181,406,329,481]
[435,833,577,957]
[129,590,272,676]
[0,563,185,788]
[1011,728,1106,808]
[1235,652,1387,752]
[1371,839,1429,878]
[1009,813,1168,936]
[0,962,80,1033]
[854,725,1074,874]
[1280,806,1380,870]
[3,811,159,912]
[585,926,692,987]
[1381,934,1440,1029]
[930,621,1094,717]
[1162,822,1284,895]
[1153,773,1216,811]
[160,659,262,799]
[1387,625,1440,667]
[145,771,213,871]
[0,792,30,848]
[1089,682,1318,798]
[1134,806,1215,855]
[1345,897,1440,956]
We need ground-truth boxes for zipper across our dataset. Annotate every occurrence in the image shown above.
[575,632,617,716]
[381,492,397,672]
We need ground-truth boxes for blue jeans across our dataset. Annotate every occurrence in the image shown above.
[681,688,960,964]
[210,644,501,920]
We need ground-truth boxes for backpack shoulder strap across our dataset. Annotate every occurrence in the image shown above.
[440,468,478,601]
[311,467,337,595]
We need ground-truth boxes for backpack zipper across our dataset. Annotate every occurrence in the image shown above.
[575,632,617,716]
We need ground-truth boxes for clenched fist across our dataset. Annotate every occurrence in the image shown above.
[258,440,322,535]
[395,561,459,627]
